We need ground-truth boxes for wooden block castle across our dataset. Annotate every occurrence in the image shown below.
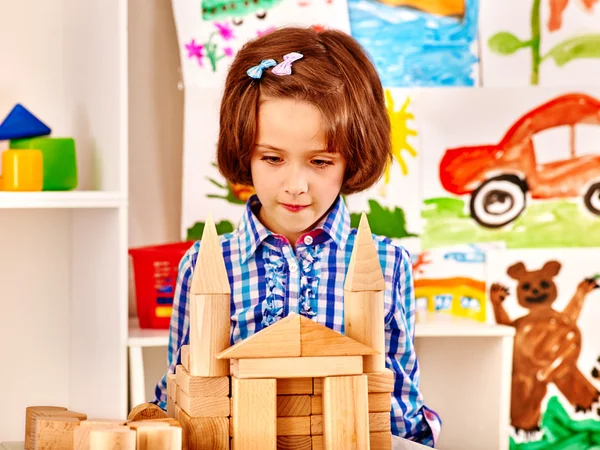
[165,212,394,450]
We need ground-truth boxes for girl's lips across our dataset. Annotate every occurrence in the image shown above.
[281,203,308,212]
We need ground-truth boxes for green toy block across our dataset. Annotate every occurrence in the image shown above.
[10,137,77,190]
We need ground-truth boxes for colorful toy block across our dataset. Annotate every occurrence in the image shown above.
[0,104,51,140]
[10,137,77,190]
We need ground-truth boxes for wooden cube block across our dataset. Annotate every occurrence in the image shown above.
[276,378,313,395]
[277,395,311,417]
[176,365,230,397]
[276,417,311,436]
[276,436,312,450]
[179,409,229,450]
[25,406,67,450]
[35,416,80,450]
[176,386,230,417]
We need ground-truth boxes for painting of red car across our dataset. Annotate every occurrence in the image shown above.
[439,93,600,228]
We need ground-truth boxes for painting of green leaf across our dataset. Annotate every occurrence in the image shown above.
[509,396,600,449]
[187,220,235,241]
[422,198,600,249]
[206,162,255,205]
[349,199,417,239]
[488,0,600,84]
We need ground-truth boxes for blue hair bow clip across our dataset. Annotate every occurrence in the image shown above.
[272,52,303,76]
[247,59,277,79]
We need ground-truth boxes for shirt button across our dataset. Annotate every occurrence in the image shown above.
[289,263,298,273]
[303,235,313,245]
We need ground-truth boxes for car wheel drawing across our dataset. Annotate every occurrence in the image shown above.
[583,181,600,216]
[469,175,527,228]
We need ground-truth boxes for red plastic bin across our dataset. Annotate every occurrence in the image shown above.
[129,241,194,329]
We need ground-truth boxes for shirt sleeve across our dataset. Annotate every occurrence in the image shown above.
[386,247,441,447]
[151,243,197,410]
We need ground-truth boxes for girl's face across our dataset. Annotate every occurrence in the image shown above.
[250,97,346,246]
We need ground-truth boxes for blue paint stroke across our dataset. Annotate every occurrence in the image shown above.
[443,244,485,263]
[348,0,479,86]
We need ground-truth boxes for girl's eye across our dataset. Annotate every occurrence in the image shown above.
[261,156,282,164]
[312,159,333,168]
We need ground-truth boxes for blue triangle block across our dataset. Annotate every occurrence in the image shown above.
[0,104,51,140]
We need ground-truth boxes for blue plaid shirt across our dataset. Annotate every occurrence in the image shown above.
[153,195,441,446]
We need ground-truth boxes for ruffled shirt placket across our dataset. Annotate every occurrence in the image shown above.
[260,238,324,328]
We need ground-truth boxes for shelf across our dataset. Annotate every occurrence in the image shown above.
[415,312,515,338]
[128,318,169,347]
[0,191,125,209]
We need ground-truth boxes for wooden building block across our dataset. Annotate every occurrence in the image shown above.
[128,421,170,430]
[276,417,311,436]
[322,375,369,449]
[344,213,386,292]
[231,377,276,450]
[231,356,362,379]
[135,423,182,450]
[176,386,230,417]
[190,213,231,295]
[312,432,392,450]
[276,378,313,395]
[35,416,80,450]
[128,403,168,421]
[217,313,301,359]
[277,395,311,417]
[299,315,377,357]
[25,406,67,450]
[276,436,312,450]
[167,395,177,419]
[178,409,229,450]
[189,293,230,377]
[343,213,386,373]
[89,427,136,450]
[311,393,391,415]
[314,370,394,395]
[311,413,390,435]
[344,290,385,373]
[364,369,395,393]
[181,345,190,372]
[176,365,230,397]
[167,372,177,400]
[74,419,128,450]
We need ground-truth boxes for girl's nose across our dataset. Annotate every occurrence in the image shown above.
[284,167,308,197]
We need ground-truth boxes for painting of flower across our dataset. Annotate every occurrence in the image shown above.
[488,0,600,84]
[185,21,235,72]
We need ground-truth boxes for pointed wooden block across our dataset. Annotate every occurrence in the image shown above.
[191,213,231,295]
[344,212,385,292]
[299,315,378,357]
[217,313,301,359]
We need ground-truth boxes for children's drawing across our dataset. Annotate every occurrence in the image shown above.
[172,0,351,87]
[345,88,421,244]
[347,0,479,87]
[418,87,600,249]
[411,243,499,322]
[486,249,600,448]
[480,0,600,86]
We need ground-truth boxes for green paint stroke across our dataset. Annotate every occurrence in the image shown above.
[421,198,600,249]
[186,220,235,241]
[350,199,417,239]
[488,0,600,85]
[543,34,600,67]
[510,396,600,450]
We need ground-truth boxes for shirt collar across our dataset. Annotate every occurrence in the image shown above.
[237,194,351,263]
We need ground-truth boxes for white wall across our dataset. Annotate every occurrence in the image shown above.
[128,0,184,401]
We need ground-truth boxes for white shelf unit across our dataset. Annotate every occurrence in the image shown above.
[415,313,515,450]
[0,0,128,442]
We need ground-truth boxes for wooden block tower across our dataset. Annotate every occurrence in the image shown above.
[164,212,394,450]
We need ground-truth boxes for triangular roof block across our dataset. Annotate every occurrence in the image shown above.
[217,313,378,359]
[0,104,51,140]
[190,214,231,295]
[217,313,301,359]
[299,315,377,357]
[344,212,385,292]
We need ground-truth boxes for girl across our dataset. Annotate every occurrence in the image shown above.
[154,25,441,447]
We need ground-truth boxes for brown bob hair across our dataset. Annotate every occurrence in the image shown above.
[217,26,391,195]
